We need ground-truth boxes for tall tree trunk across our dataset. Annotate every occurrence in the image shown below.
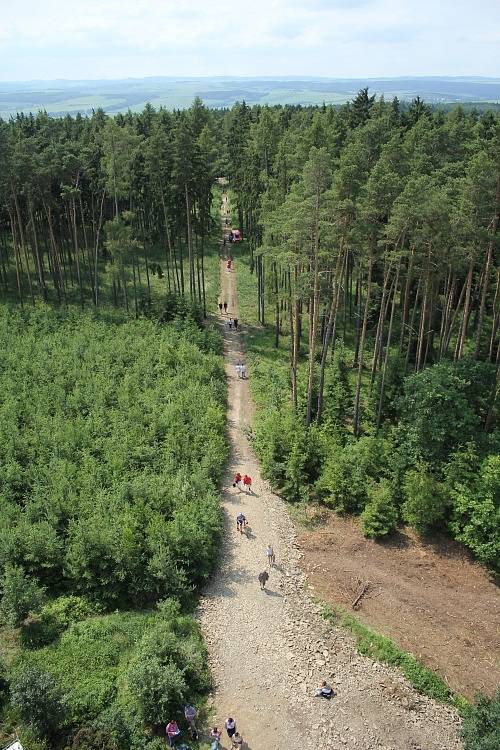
[475,175,500,358]
[376,259,401,431]
[353,258,373,437]
[316,247,345,423]
[455,257,474,360]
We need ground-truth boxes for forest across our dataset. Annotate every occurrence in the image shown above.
[0,93,498,749]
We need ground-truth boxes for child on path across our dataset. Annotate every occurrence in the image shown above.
[266,544,275,566]
[315,680,334,699]
[233,472,242,488]
[235,362,242,378]
[236,513,247,533]
[240,363,247,379]
[243,474,252,493]
[231,733,243,748]
[228,318,233,329]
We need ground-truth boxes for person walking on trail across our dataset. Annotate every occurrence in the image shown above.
[225,718,237,740]
[184,704,198,739]
[243,474,252,493]
[240,363,247,379]
[266,544,275,566]
[210,727,222,750]
[233,318,239,330]
[231,732,243,748]
[218,302,223,313]
[258,570,269,589]
[236,513,247,533]
[235,362,242,379]
[166,720,180,747]
[223,301,228,313]
[315,679,334,699]
[228,318,233,329]
[233,472,242,488]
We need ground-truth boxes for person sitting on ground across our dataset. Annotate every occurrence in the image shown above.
[266,544,275,566]
[236,513,247,532]
[258,570,269,589]
[315,679,334,699]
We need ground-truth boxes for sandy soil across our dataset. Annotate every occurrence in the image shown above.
[299,513,500,700]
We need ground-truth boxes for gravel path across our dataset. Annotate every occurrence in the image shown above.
[196,193,462,750]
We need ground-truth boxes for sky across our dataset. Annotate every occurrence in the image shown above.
[0,0,499,81]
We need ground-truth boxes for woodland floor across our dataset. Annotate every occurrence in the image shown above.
[299,513,500,701]
[196,193,463,750]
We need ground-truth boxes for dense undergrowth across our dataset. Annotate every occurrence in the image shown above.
[0,304,227,749]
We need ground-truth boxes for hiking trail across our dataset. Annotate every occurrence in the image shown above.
[196,191,462,750]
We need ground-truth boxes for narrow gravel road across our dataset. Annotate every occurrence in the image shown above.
[196,193,462,750]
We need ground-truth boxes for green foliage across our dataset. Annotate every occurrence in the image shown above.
[0,306,226,607]
[316,437,387,513]
[402,465,448,534]
[10,664,66,738]
[397,360,496,466]
[21,596,101,648]
[447,451,500,570]
[322,349,352,431]
[68,727,119,750]
[0,564,46,627]
[361,480,398,538]
[461,690,500,750]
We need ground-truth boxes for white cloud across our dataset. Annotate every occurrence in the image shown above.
[0,0,498,80]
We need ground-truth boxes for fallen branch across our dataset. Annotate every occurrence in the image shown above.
[352,583,371,610]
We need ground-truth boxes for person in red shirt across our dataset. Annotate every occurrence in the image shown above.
[233,472,242,489]
[243,474,252,493]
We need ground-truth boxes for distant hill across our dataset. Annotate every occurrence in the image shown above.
[1,76,499,119]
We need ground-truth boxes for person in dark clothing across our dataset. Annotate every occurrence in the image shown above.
[223,302,228,313]
[218,302,223,313]
[233,318,238,330]
[258,570,269,589]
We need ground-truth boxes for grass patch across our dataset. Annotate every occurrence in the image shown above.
[322,604,469,713]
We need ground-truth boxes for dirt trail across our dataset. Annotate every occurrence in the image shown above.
[197,194,462,750]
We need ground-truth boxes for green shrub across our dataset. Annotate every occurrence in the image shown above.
[448,453,500,570]
[461,690,500,750]
[21,596,101,648]
[0,564,46,627]
[402,465,448,534]
[68,727,119,750]
[361,480,398,538]
[10,664,66,738]
[316,437,387,513]
[127,656,186,726]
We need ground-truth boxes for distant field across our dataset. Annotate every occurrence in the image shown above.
[1,76,500,118]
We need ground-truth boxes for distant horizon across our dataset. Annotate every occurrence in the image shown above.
[3,75,500,85]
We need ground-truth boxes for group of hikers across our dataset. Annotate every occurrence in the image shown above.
[166,707,243,749]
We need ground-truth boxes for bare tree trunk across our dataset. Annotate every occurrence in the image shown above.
[353,258,373,437]
[376,259,401,430]
[455,257,474,360]
[475,175,499,358]
[316,247,345,423]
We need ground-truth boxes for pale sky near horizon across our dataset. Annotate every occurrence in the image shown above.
[0,0,498,82]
